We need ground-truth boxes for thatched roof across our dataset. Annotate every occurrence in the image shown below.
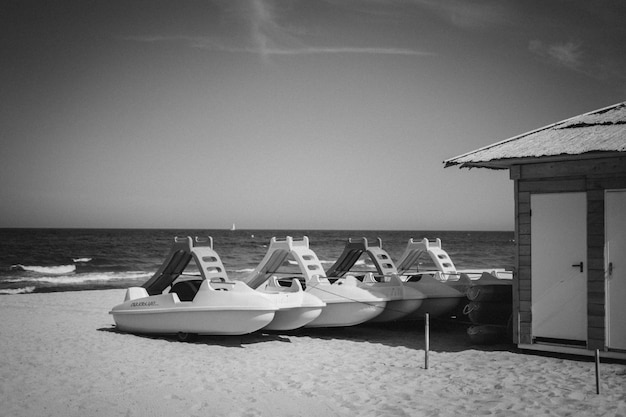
[444,101,626,169]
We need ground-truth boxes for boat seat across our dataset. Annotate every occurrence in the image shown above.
[170,280,202,302]
[276,276,306,290]
[406,274,424,282]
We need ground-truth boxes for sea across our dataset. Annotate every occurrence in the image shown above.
[0,228,515,295]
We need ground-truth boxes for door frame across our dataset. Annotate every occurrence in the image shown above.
[605,189,626,351]
[530,192,588,345]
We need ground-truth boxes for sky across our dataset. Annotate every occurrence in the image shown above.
[1,0,625,231]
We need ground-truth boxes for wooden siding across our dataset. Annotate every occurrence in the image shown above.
[511,156,626,350]
[511,156,626,180]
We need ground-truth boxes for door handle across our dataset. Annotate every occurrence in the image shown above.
[609,262,613,276]
[572,262,584,273]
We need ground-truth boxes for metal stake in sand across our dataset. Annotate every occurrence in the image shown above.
[424,313,430,369]
[595,349,601,395]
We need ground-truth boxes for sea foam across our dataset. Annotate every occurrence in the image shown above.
[72,258,93,263]
[11,264,77,274]
[6,271,151,285]
[0,286,35,295]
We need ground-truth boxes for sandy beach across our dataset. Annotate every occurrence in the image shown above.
[1,290,624,417]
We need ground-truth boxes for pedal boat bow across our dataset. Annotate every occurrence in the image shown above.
[256,275,326,331]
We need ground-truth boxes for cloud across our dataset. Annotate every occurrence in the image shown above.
[410,0,510,29]
[529,40,584,71]
[251,46,432,56]
[123,0,431,58]
[248,0,276,58]
[527,39,626,90]
[124,34,431,57]
[242,0,432,58]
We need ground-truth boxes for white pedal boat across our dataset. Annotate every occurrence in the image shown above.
[395,238,511,319]
[325,237,426,322]
[244,236,388,327]
[109,237,277,338]
[109,279,277,338]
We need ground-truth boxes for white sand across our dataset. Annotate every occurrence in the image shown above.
[1,290,625,417]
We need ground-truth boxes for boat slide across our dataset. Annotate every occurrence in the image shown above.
[328,237,464,320]
[395,238,512,292]
[325,236,464,319]
[396,238,512,279]
[325,237,426,322]
[243,236,389,327]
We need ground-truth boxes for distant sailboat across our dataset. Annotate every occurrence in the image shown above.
[230,223,236,231]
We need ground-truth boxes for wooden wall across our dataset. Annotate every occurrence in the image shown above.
[509,155,626,349]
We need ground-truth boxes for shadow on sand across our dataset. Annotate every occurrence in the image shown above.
[275,318,518,353]
[97,325,293,348]
[98,318,518,353]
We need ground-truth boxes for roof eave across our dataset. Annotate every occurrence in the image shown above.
[444,151,626,170]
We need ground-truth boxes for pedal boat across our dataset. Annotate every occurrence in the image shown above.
[244,236,388,327]
[325,237,426,322]
[395,238,511,320]
[189,237,326,331]
[109,236,277,338]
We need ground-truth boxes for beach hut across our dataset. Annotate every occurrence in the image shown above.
[444,102,626,360]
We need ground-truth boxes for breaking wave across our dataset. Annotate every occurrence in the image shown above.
[233,268,255,273]
[72,257,93,263]
[0,286,36,295]
[11,264,77,274]
[5,271,151,285]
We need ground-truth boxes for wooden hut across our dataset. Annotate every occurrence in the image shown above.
[444,102,626,360]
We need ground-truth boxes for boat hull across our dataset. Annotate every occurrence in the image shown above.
[257,277,326,331]
[305,300,386,327]
[466,283,512,302]
[112,308,276,336]
[110,282,277,336]
[266,306,325,330]
[302,276,388,327]
[402,275,465,319]
[404,296,463,320]
[355,274,425,323]
[370,298,423,322]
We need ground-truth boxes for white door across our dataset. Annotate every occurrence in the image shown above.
[531,193,587,342]
[606,190,626,350]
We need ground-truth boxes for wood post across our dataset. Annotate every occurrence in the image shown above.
[425,313,430,369]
